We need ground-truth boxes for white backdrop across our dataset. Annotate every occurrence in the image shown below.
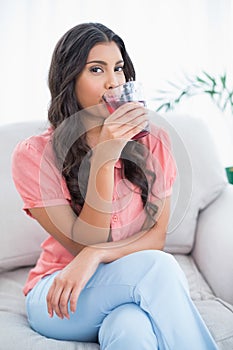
[1,0,233,164]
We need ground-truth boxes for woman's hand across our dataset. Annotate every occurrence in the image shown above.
[92,102,148,165]
[102,101,147,140]
[90,102,148,166]
[46,246,102,319]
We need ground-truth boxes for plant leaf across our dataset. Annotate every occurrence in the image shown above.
[153,97,170,101]
[166,80,182,89]
[222,97,230,111]
[156,103,171,112]
[174,90,188,103]
[202,71,216,84]
[183,74,195,84]
[204,89,219,97]
[196,76,208,85]
[220,73,227,88]
[156,89,173,94]
[154,71,233,116]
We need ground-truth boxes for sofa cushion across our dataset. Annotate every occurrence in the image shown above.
[0,122,49,272]
[194,299,233,350]
[1,256,232,349]
[174,255,233,349]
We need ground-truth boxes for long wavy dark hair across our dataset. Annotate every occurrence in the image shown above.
[48,22,158,226]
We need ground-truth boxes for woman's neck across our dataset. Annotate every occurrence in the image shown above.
[86,127,102,148]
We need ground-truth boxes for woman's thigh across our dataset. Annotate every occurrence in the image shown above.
[26,270,108,342]
[26,250,183,342]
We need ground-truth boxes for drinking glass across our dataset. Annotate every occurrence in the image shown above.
[103,81,149,140]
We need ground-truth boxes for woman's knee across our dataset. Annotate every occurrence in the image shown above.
[131,250,188,292]
[130,250,182,276]
[98,303,158,349]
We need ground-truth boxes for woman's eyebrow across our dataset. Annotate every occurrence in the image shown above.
[86,59,124,65]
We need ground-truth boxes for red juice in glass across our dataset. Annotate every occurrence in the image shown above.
[103,81,149,140]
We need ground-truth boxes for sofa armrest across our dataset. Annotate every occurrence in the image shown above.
[192,184,233,305]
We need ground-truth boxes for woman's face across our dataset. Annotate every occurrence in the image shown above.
[75,41,126,109]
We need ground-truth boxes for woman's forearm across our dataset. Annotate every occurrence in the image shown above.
[92,223,165,264]
[71,160,115,245]
[92,196,170,263]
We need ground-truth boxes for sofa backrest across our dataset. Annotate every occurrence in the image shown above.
[0,114,228,272]
[149,112,228,253]
[0,121,49,272]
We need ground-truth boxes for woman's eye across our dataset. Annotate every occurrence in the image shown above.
[90,67,103,73]
[115,66,124,72]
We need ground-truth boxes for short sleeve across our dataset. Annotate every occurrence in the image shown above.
[144,124,177,199]
[12,136,71,216]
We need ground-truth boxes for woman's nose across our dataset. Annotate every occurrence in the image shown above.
[105,74,120,90]
[105,80,118,90]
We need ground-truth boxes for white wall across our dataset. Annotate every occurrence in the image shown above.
[1,0,233,164]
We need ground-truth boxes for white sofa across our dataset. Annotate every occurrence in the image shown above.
[0,113,233,349]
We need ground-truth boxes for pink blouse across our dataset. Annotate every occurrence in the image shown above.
[12,122,176,295]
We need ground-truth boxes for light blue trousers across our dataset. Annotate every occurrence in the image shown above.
[26,250,218,349]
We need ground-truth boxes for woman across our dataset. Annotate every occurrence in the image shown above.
[12,22,218,349]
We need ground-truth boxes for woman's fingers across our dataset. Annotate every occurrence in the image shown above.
[46,248,101,319]
[69,285,82,314]
[47,279,83,319]
[105,106,148,139]
[107,102,146,124]
[47,282,55,318]
[47,277,68,319]
[125,119,149,139]
[59,285,73,319]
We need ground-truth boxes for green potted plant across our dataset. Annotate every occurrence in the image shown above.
[154,71,233,184]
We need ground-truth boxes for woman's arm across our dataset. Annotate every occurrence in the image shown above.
[29,159,115,254]
[72,101,148,244]
[95,196,170,261]
[30,102,148,251]
[45,197,170,319]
